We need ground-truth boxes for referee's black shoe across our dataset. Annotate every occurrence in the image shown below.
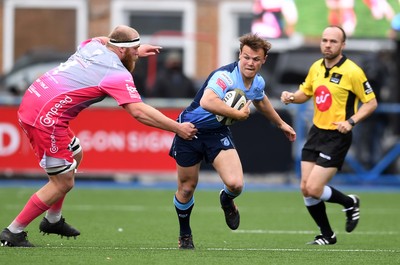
[344,195,360,233]
[307,233,337,245]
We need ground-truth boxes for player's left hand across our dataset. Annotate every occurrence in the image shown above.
[280,123,296,142]
[177,122,198,140]
[332,121,353,134]
[138,44,162,57]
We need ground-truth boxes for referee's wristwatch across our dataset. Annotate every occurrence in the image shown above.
[347,118,356,127]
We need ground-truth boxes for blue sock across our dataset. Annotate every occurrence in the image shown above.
[174,195,194,236]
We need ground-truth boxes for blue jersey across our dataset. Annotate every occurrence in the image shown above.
[178,61,266,130]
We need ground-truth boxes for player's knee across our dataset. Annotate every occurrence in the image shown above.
[224,186,242,198]
[304,185,322,198]
[59,178,75,194]
[300,184,308,196]
[225,180,243,195]
[178,182,196,199]
[231,185,243,195]
[48,174,76,195]
[179,190,194,201]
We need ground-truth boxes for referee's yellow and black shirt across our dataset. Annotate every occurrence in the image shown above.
[300,55,376,130]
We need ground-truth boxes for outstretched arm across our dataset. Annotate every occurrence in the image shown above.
[138,44,162,57]
[123,102,197,140]
[253,95,296,142]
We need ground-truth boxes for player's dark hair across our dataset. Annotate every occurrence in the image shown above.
[239,33,272,57]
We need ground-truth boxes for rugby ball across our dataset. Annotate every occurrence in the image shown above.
[216,88,247,125]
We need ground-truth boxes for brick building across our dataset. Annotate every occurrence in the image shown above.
[0,0,264,84]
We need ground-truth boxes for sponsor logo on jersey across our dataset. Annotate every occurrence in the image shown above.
[39,95,73,127]
[49,134,59,154]
[125,82,139,98]
[330,73,342,84]
[124,78,140,98]
[363,81,374,94]
[36,78,48,89]
[319,152,331,160]
[220,137,230,146]
[220,72,233,86]
[315,85,332,112]
[27,85,41,97]
[216,78,227,90]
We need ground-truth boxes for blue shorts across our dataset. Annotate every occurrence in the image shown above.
[301,125,352,170]
[169,127,236,167]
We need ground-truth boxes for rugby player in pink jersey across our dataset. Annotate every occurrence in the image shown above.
[0,25,197,247]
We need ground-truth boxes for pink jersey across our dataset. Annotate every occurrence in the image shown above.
[18,38,142,136]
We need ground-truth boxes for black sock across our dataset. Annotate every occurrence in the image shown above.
[306,201,334,237]
[326,186,353,208]
[175,199,194,236]
[220,190,235,208]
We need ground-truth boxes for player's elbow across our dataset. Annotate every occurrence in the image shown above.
[123,102,145,120]
[367,98,378,112]
[372,98,378,109]
[200,98,213,112]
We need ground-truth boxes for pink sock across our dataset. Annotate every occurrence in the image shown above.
[9,193,50,232]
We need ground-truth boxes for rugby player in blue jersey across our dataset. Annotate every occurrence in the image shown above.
[170,33,297,249]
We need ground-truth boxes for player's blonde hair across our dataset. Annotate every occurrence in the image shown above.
[108,25,138,43]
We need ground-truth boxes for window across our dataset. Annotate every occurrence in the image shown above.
[111,0,196,76]
[110,0,196,96]
[128,11,183,35]
[218,2,253,66]
[2,0,87,72]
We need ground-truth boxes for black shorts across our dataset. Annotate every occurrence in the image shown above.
[301,125,352,170]
[169,127,235,167]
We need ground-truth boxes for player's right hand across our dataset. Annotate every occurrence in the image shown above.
[177,122,198,140]
[281,91,295,105]
[237,100,252,121]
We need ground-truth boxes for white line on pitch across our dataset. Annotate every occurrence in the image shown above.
[233,230,399,235]
[36,246,399,253]
[205,248,400,253]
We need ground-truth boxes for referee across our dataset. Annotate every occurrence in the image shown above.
[281,25,378,245]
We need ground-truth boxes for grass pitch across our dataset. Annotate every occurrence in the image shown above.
[0,184,399,264]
